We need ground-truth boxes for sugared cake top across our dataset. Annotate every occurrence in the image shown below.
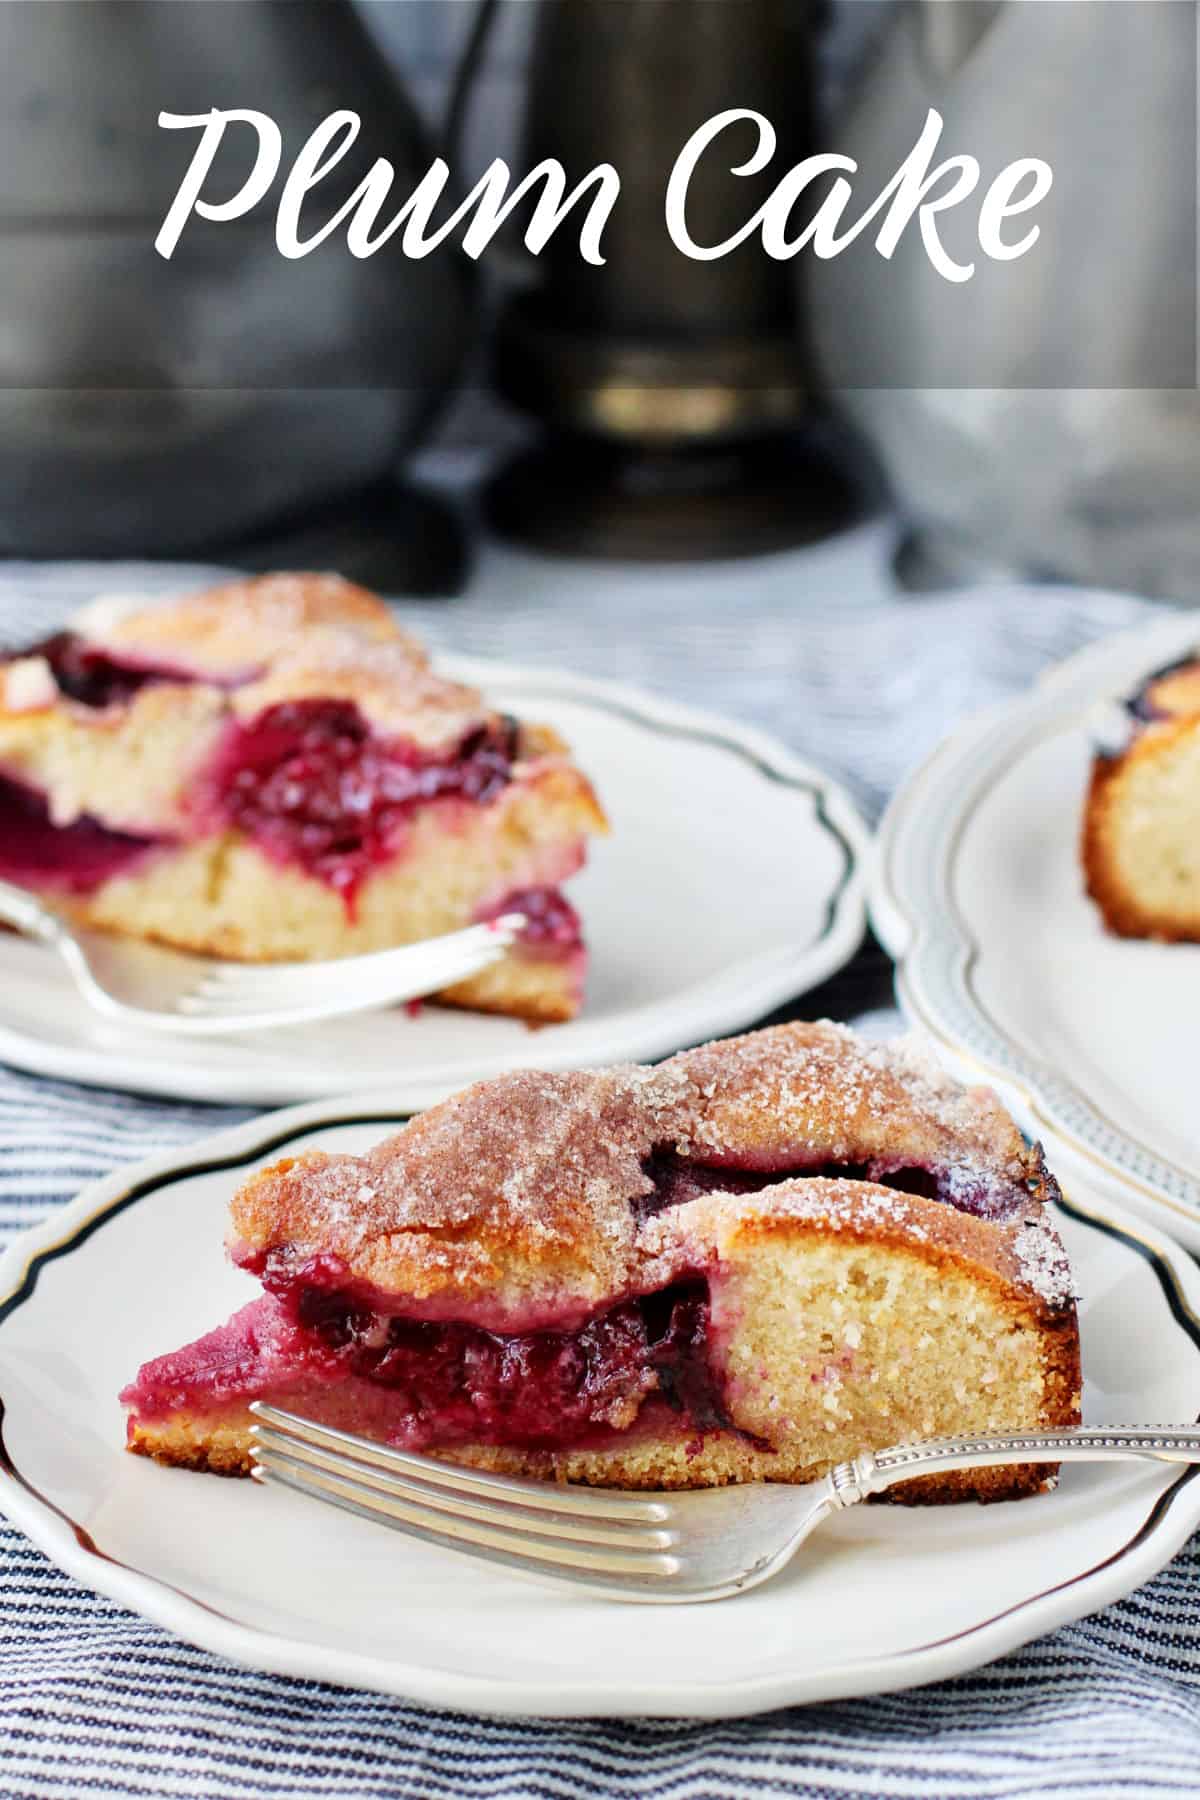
[229,1021,1068,1323]
[3,573,500,752]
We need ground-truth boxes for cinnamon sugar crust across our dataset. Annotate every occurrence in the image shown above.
[1,569,605,772]
[5,573,491,753]
[231,1063,689,1322]
[72,572,419,678]
[675,1024,1031,1178]
[230,1021,1066,1324]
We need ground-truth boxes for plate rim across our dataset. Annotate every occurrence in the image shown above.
[869,609,1200,1226]
[0,657,870,1105]
[2,1093,1200,1719]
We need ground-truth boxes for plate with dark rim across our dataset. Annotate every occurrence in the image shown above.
[869,609,1200,1250]
[1,1090,1198,1719]
[0,659,868,1106]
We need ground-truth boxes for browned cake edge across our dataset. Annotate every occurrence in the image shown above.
[1082,718,1200,941]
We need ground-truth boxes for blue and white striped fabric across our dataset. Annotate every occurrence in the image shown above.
[2,553,1197,1797]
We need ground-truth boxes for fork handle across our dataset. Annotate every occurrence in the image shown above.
[0,878,65,943]
[828,1426,1200,1507]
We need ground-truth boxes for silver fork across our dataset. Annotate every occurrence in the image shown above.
[0,878,526,1034]
[249,1404,1200,1604]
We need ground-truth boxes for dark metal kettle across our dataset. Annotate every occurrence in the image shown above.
[0,0,472,558]
[494,0,814,444]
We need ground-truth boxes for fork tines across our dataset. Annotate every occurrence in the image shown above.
[248,1402,682,1595]
[173,916,527,1022]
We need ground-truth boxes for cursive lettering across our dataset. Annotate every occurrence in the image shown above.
[155,104,1051,284]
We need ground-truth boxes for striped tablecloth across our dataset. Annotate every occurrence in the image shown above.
[3,554,1198,1798]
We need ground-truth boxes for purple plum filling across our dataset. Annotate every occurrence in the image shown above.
[198,698,519,907]
[632,1150,1021,1225]
[24,631,202,709]
[477,884,584,958]
[121,1278,728,1451]
[0,772,164,892]
[631,1152,790,1223]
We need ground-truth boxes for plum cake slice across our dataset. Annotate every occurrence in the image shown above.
[0,572,606,1021]
[122,1022,1081,1502]
[1083,652,1200,941]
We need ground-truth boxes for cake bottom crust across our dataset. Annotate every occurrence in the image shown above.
[128,1412,256,1479]
[437,954,581,1025]
[126,1413,1053,1504]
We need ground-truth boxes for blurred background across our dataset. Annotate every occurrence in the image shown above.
[0,0,1194,602]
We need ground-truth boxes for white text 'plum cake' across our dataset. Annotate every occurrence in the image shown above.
[0,573,607,1020]
[122,1023,1082,1503]
[1083,653,1200,942]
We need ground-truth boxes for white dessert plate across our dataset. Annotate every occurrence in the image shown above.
[1,1094,1198,1719]
[870,608,1200,1248]
[0,659,868,1105]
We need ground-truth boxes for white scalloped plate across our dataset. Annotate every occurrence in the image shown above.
[871,606,1200,1247]
[0,659,868,1105]
[1,1094,1199,1718]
